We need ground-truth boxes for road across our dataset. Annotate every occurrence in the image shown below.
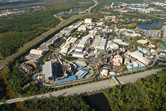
[0,67,165,105]
[0,0,98,70]
[80,0,98,14]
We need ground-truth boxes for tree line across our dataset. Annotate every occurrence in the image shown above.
[22,94,92,111]
[104,74,166,111]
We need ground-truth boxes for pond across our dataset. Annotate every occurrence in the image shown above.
[58,13,75,17]
[83,93,111,111]
[74,9,82,12]
[137,20,165,30]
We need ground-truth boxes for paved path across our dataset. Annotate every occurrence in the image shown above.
[0,67,165,105]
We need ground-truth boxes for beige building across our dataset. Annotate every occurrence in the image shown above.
[30,49,45,56]
[92,37,106,50]
[112,55,123,66]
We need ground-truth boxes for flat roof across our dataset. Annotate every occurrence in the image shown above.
[75,69,88,78]
[43,61,53,78]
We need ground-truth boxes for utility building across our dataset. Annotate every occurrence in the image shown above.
[84,18,93,24]
[43,61,57,81]
[30,49,45,56]
[92,37,107,50]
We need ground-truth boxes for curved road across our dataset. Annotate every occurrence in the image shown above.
[0,67,165,105]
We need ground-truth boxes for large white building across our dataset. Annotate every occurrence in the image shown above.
[84,18,92,24]
[126,51,151,65]
[92,37,107,50]
[112,39,129,46]
[107,41,119,50]
[72,52,85,58]
[77,25,87,32]
[30,49,45,56]
[101,68,109,76]
[77,37,89,48]
[60,37,77,54]
[43,61,56,81]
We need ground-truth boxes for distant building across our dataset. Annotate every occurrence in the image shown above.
[137,39,148,45]
[137,46,149,54]
[60,37,77,54]
[112,55,123,66]
[107,41,119,50]
[162,25,166,41]
[20,63,33,74]
[72,52,85,58]
[112,39,129,46]
[101,68,109,76]
[77,37,89,48]
[145,30,161,39]
[126,51,151,65]
[112,16,118,23]
[74,47,84,52]
[160,45,166,52]
[75,69,89,78]
[127,61,145,71]
[84,18,93,24]
[30,49,45,56]
[92,37,107,50]
[77,25,87,32]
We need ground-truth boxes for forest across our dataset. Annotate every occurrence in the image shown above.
[104,73,166,111]
[22,94,93,111]
[0,11,60,59]
[0,78,8,101]
[6,65,52,97]
[0,0,93,59]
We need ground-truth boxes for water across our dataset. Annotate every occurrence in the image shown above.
[138,20,165,30]
[0,0,40,6]
[74,9,82,12]
[83,93,111,111]
[58,13,75,17]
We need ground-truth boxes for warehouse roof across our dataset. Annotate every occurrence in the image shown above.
[75,69,88,78]
[59,75,77,83]
[77,37,89,47]
[43,61,53,80]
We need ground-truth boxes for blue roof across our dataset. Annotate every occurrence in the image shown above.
[59,75,77,83]
[75,69,89,78]
[160,45,166,50]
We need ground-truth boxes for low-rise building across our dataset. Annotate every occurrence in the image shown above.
[137,46,149,54]
[43,61,56,81]
[75,69,89,78]
[72,52,85,58]
[60,37,77,54]
[127,61,145,71]
[30,49,45,56]
[126,51,151,65]
[77,37,89,48]
[112,39,129,46]
[92,37,107,50]
[112,55,123,66]
[84,18,93,24]
[107,41,119,50]
[145,30,161,39]
[78,25,87,32]
[100,68,109,76]
[160,44,166,52]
